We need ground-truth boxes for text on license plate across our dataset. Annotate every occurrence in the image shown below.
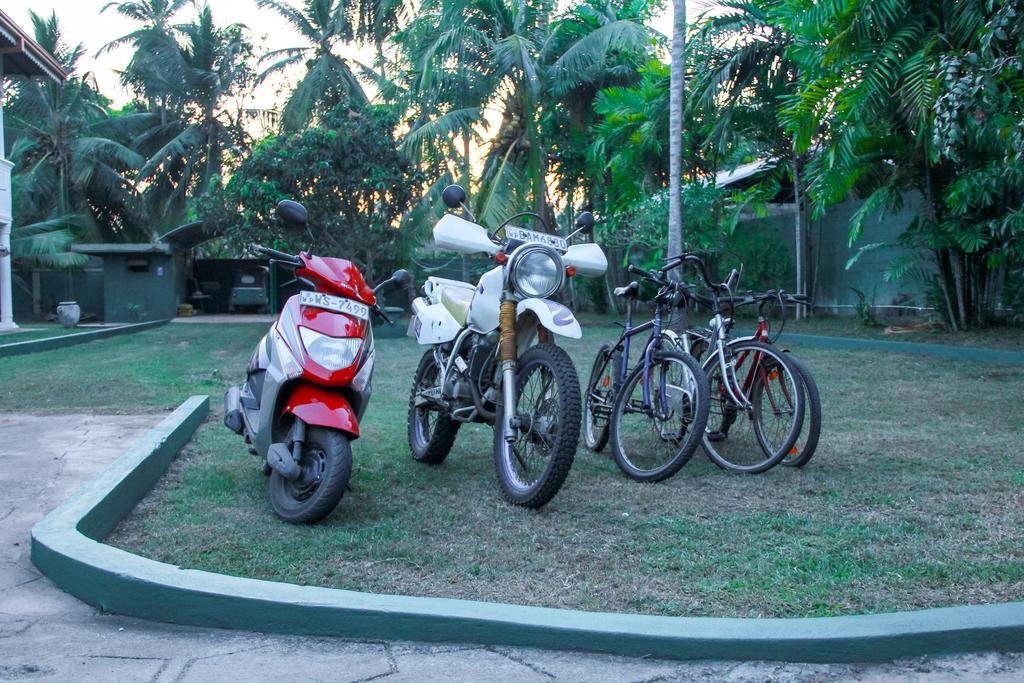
[299,291,369,320]
[504,226,567,251]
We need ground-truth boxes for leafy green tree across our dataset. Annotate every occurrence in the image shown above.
[543,0,660,214]
[690,0,812,302]
[101,2,256,229]
[587,61,670,214]
[204,103,415,281]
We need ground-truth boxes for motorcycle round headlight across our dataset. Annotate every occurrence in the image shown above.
[509,245,564,299]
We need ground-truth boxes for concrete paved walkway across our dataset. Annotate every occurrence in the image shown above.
[1,412,1021,682]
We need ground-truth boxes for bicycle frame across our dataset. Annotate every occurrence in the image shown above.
[707,300,794,415]
[607,295,670,413]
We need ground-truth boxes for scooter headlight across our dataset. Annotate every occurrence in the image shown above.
[508,245,564,299]
[299,327,361,371]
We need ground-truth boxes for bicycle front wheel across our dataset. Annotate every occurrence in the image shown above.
[609,350,710,482]
[702,340,804,473]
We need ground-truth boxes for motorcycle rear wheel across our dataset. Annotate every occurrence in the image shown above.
[268,426,351,524]
[492,342,581,509]
[408,350,461,464]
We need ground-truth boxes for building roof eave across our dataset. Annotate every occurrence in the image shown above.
[0,10,67,83]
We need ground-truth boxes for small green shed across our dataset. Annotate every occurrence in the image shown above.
[71,243,181,323]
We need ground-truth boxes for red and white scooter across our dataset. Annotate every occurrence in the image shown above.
[224,200,411,524]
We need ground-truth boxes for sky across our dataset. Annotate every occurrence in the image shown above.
[1,0,710,112]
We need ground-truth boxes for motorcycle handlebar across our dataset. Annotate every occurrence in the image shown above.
[254,245,302,265]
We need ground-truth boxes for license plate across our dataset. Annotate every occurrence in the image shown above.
[504,226,567,252]
[299,291,370,320]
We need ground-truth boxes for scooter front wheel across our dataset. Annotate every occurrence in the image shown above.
[268,426,352,524]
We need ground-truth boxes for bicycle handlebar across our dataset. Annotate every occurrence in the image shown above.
[661,253,735,292]
[254,245,303,265]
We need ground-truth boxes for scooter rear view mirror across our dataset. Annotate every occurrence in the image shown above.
[391,269,414,289]
[276,199,308,226]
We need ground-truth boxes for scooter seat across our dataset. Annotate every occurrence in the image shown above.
[441,286,474,326]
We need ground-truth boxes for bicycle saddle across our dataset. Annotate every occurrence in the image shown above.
[613,281,640,298]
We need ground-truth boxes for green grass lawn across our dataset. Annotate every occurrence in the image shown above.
[0,323,267,413]
[3,321,1021,618]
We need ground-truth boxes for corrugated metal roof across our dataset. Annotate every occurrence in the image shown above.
[158,221,224,250]
[72,243,173,255]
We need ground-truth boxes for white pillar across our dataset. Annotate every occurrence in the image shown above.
[0,64,17,331]
[0,216,14,332]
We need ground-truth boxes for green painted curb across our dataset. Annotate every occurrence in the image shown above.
[778,332,1024,365]
[31,396,1024,663]
[0,320,170,358]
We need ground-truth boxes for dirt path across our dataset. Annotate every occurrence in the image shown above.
[0,412,1020,682]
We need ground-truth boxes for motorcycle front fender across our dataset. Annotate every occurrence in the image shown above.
[283,382,360,439]
[516,298,582,339]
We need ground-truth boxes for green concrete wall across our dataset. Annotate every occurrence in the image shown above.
[739,192,931,314]
[102,253,178,323]
[12,261,105,321]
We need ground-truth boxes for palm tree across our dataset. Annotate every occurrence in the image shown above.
[691,0,807,305]
[6,11,145,250]
[544,0,660,211]
[586,61,670,214]
[130,5,255,226]
[256,0,368,132]
[394,0,654,227]
[100,0,192,118]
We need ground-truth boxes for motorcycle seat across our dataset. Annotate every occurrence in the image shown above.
[441,286,474,326]
[613,281,640,299]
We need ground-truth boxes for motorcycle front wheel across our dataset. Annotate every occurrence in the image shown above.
[268,426,352,524]
[492,342,581,509]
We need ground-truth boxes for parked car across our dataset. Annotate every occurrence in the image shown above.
[229,265,269,313]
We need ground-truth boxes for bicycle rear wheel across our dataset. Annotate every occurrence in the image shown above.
[780,352,821,467]
[702,340,804,473]
[583,342,617,453]
[609,350,709,482]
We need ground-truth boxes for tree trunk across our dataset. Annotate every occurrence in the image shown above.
[792,151,804,320]
[935,249,959,332]
[667,0,686,280]
[951,251,968,330]
[461,132,472,283]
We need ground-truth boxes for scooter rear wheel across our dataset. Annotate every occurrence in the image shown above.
[268,426,352,524]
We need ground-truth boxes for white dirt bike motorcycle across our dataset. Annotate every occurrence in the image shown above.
[406,185,607,508]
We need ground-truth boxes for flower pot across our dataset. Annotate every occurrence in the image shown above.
[57,301,81,328]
